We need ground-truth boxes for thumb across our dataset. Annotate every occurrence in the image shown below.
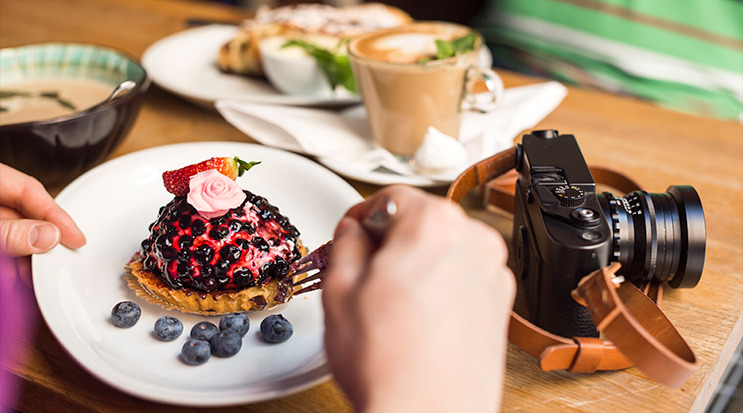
[0,219,61,256]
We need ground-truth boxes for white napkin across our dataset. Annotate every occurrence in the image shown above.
[215,81,567,183]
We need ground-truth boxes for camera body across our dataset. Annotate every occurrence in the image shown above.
[512,130,705,338]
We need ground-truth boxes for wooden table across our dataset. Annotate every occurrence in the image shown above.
[2,0,741,411]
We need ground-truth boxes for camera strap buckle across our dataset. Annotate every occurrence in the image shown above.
[570,264,698,388]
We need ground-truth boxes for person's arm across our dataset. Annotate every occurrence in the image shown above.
[322,185,515,412]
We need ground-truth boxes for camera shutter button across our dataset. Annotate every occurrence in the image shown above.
[554,185,585,207]
[571,207,602,227]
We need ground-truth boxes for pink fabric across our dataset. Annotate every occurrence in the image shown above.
[0,254,36,410]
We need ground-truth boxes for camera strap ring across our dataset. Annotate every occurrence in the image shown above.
[447,147,698,388]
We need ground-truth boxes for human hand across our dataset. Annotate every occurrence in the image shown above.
[322,185,515,412]
[0,164,86,278]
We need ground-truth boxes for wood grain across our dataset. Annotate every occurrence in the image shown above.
[2,0,741,411]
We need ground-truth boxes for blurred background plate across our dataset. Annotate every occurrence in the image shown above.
[141,25,360,108]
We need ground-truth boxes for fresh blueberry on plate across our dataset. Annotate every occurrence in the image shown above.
[181,339,211,365]
[209,330,242,357]
[111,301,141,328]
[219,312,250,337]
[260,314,293,343]
[190,321,219,341]
[153,316,183,341]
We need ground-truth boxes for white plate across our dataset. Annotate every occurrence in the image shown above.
[32,142,362,406]
[141,25,360,107]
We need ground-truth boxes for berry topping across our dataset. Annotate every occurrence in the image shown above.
[260,314,294,343]
[139,190,301,293]
[154,316,183,341]
[209,330,243,357]
[220,313,250,337]
[111,301,141,328]
[162,157,260,196]
[191,321,219,341]
[181,339,211,365]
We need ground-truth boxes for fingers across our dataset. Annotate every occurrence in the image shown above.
[322,217,375,312]
[0,164,86,250]
[0,219,61,256]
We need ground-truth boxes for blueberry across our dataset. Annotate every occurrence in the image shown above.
[178,215,191,230]
[233,268,255,286]
[191,219,206,236]
[181,339,211,365]
[209,226,230,240]
[191,321,219,341]
[220,313,250,337]
[220,245,242,262]
[177,248,192,262]
[260,314,293,343]
[251,237,269,252]
[140,239,153,254]
[111,301,141,328]
[193,244,214,265]
[215,259,232,276]
[209,330,242,357]
[258,208,273,220]
[269,258,289,279]
[227,219,243,232]
[195,274,217,291]
[154,316,183,341]
[178,235,193,249]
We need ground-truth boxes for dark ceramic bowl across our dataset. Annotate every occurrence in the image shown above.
[0,43,150,189]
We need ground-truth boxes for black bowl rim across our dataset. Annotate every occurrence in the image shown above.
[0,42,151,130]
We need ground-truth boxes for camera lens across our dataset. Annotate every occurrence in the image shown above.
[597,185,706,288]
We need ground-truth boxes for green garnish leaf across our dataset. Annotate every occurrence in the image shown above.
[234,157,261,177]
[282,39,358,94]
[434,32,477,60]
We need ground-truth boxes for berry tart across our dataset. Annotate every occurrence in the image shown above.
[126,156,306,314]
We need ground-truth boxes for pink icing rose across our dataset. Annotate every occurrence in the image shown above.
[187,169,247,219]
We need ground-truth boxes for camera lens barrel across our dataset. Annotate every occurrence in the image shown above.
[598,185,706,288]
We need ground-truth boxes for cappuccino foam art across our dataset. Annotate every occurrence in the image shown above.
[348,22,501,157]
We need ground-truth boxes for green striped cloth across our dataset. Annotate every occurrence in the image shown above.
[474,0,743,121]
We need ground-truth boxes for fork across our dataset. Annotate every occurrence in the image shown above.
[289,198,397,295]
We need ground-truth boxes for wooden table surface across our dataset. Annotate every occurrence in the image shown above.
[2,0,742,412]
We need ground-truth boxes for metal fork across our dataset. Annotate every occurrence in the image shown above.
[289,198,397,295]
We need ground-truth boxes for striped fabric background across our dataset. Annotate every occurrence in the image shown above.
[475,0,743,121]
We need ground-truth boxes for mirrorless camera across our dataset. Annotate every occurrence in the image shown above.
[512,130,706,338]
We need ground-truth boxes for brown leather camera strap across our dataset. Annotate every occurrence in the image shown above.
[446,147,698,388]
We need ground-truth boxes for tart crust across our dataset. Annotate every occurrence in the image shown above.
[126,245,307,315]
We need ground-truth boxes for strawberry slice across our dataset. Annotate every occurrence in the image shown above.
[162,157,260,196]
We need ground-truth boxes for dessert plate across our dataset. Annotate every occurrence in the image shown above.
[32,142,362,406]
[141,25,360,107]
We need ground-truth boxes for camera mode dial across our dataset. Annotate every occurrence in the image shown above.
[553,185,585,207]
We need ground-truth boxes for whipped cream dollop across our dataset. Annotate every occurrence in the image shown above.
[187,170,247,219]
[412,127,468,173]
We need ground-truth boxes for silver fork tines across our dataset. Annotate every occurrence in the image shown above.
[290,198,397,296]
[290,241,333,295]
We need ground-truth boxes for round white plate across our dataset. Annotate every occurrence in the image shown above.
[141,25,360,107]
[32,142,362,406]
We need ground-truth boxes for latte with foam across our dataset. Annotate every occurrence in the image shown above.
[348,22,487,156]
